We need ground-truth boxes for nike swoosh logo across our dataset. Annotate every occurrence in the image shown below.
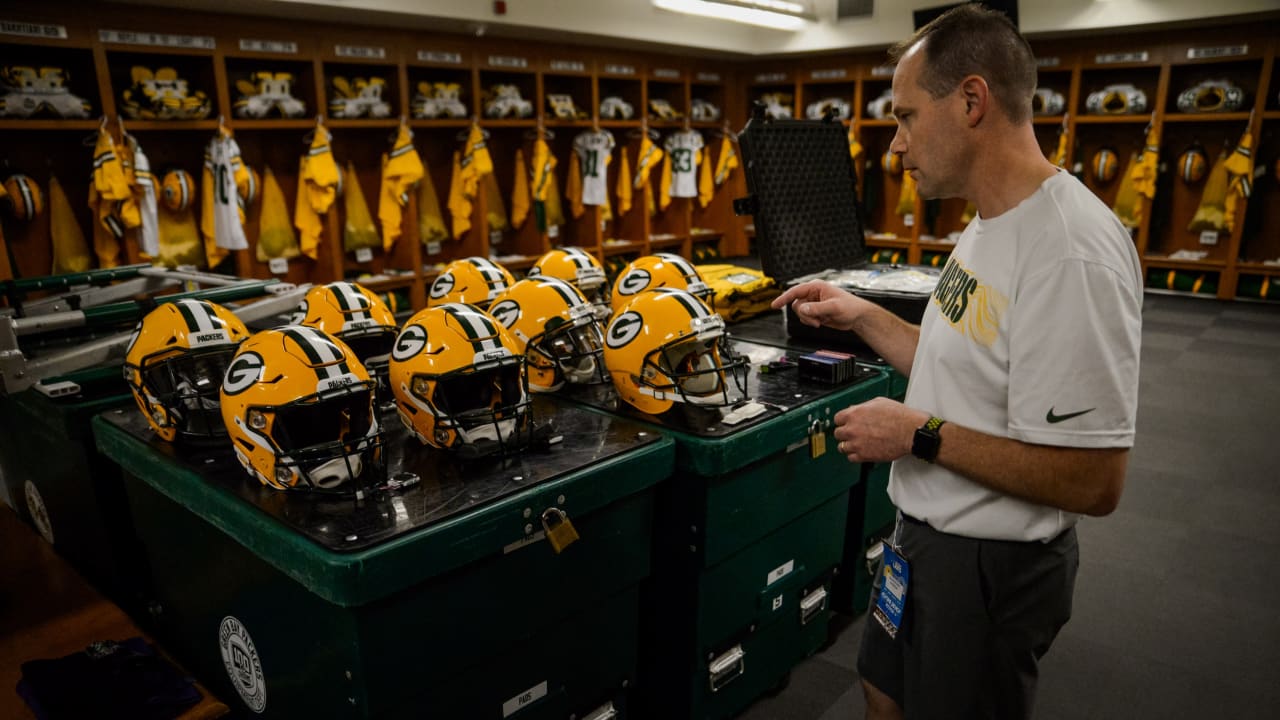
[1046,407,1095,424]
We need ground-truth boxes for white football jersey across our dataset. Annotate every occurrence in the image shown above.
[664,130,704,198]
[572,130,615,206]
[205,135,248,251]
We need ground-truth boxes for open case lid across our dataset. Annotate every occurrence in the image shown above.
[734,111,868,284]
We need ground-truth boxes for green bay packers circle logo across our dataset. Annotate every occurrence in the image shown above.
[392,324,427,362]
[222,352,264,395]
[289,300,308,325]
[617,269,651,296]
[218,616,266,713]
[607,311,644,348]
[429,273,455,300]
[489,299,520,328]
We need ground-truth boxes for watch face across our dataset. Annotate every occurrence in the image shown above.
[912,421,943,463]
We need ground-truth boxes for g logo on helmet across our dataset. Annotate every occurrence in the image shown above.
[392,324,427,362]
[429,273,455,300]
[617,270,651,297]
[607,311,643,349]
[289,300,308,325]
[489,299,520,328]
[222,352,264,395]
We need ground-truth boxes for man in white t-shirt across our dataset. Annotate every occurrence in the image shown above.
[771,6,1141,719]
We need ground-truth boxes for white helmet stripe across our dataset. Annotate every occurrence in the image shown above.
[173,299,218,333]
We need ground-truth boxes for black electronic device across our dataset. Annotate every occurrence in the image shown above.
[734,110,940,351]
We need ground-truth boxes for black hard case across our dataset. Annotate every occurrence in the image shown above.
[734,114,937,348]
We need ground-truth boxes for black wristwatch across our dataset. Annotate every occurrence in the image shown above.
[911,416,946,463]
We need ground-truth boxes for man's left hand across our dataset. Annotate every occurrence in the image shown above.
[832,397,928,463]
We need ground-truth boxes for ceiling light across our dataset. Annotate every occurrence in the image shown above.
[653,0,813,31]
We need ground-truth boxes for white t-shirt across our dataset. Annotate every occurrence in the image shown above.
[572,130,615,206]
[890,170,1142,542]
[664,130,704,198]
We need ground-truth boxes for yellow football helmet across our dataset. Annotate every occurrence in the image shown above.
[123,299,251,442]
[603,288,748,416]
[220,325,381,492]
[489,276,607,392]
[388,303,535,457]
[610,253,713,314]
[296,281,399,394]
[427,256,515,310]
[528,247,609,317]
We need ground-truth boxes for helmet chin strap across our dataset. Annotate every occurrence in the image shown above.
[307,454,362,489]
[562,355,599,383]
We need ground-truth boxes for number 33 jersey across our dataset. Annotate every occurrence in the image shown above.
[664,130,704,199]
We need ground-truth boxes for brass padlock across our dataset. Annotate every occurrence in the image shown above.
[541,507,580,554]
[809,420,826,459]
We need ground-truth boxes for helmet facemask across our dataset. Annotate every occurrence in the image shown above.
[244,381,383,494]
[136,346,237,442]
[528,311,608,390]
[408,355,535,458]
[642,325,748,409]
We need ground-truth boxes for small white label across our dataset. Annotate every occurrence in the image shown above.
[100,29,215,49]
[503,530,546,554]
[1095,51,1149,64]
[548,224,560,238]
[219,616,267,713]
[1,20,67,39]
[603,64,635,76]
[1188,45,1247,60]
[871,65,894,77]
[336,44,386,59]
[653,68,681,79]
[811,68,847,80]
[1199,231,1219,246]
[755,72,787,84]
[239,38,297,54]
[24,481,54,545]
[489,55,528,68]
[268,257,289,274]
[696,72,721,83]
[903,213,915,227]
[354,247,374,263]
[1036,57,1061,68]
[425,241,442,255]
[317,373,360,394]
[766,559,795,586]
[550,60,586,72]
[503,680,548,717]
[419,50,462,64]
[771,595,784,611]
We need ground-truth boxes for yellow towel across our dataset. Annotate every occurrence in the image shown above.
[379,125,424,251]
[531,139,555,202]
[447,150,470,240]
[89,127,133,267]
[1223,131,1254,233]
[567,151,584,219]
[715,134,739,187]
[418,159,448,244]
[659,152,672,211]
[511,148,531,229]
[156,205,205,269]
[256,166,299,261]
[1127,126,1161,226]
[1188,151,1230,233]
[50,175,92,274]
[459,124,493,203]
[485,171,508,231]
[343,162,379,252]
[847,124,864,163]
[616,147,632,216]
[1050,131,1069,168]
[544,159,565,228]
[295,127,339,259]
[698,148,713,208]
[1111,153,1142,230]
[634,136,663,189]
[896,171,917,217]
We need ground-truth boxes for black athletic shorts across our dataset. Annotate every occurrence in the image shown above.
[856,514,1079,720]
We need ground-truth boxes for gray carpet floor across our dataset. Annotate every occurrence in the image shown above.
[736,292,1280,719]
